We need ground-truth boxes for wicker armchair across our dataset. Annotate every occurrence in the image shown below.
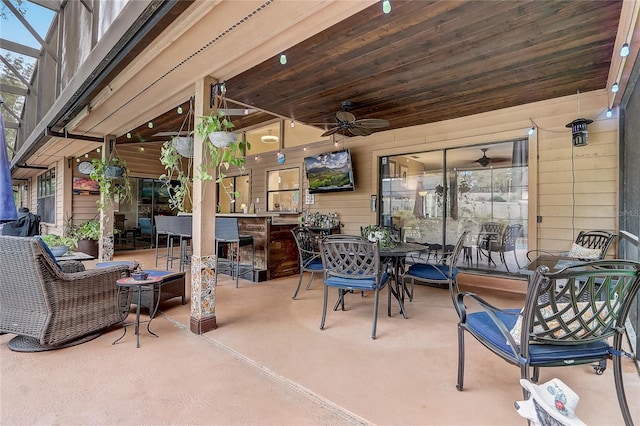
[0,236,132,351]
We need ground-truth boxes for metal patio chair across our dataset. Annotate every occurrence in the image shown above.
[319,235,390,339]
[454,259,640,425]
[291,226,324,299]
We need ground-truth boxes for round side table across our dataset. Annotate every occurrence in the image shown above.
[113,276,163,348]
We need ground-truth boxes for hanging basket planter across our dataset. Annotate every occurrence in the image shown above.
[172,136,194,158]
[104,165,125,178]
[208,131,237,148]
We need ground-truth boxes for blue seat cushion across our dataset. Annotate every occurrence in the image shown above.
[324,272,388,290]
[407,263,457,281]
[465,310,611,366]
[146,270,184,279]
[35,237,62,270]
[95,261,137,268]
[304,258,324,271]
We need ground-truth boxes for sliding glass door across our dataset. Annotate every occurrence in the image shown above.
[380,140,528,275]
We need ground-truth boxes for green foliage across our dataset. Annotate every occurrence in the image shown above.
[361,225,396,248]
[159,141,192,212]
[90,157,132,211]
[191,112,250,203]
[70,219,101,241]
[41,234,78,250]
[195,110,235,137]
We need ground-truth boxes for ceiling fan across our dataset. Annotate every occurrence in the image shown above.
[475,147,511,168]
[476,148,492,167]
[320,101,390,137]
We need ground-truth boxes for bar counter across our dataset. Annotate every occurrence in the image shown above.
[216,213,300,281]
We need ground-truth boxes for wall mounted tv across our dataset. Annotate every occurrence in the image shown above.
[304,149,355,194]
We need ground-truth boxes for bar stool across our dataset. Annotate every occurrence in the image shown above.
[214,217,254,288]
[154,216,172,267]
[167,215,192,272]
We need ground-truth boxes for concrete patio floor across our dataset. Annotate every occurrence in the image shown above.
[1,248,638,425]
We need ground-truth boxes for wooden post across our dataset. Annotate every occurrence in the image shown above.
[190,76,218,334]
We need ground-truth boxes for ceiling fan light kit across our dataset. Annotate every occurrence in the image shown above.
[320,101,390,137]
[476,148,491,167]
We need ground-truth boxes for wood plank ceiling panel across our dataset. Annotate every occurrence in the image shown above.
[119,0,622,144]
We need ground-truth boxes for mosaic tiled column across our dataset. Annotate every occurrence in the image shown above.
[190,76,218,334]
[189,255,217,333]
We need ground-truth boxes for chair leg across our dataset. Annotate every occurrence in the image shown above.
[305,272,315,290]
[456,325,465,391]
[613,337,633,426]
[292,272,305,299]
[371,288,380,339]
[320,285,329,330]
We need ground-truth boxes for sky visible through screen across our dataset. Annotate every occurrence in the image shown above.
[1,1,55,48]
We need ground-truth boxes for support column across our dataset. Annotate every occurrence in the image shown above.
[98,136,115,261]
[190,76,218,334]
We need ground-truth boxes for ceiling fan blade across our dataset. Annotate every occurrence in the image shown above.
[336,111,356,123]
[349,126,373,136]
[321,127,340,137]
[355,118,390,129]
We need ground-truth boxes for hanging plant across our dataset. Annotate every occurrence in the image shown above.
[192,83,250,203]
[90,156,132,212]
[160,140,192,213]
[172,136,194,158]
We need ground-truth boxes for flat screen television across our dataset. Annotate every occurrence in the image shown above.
[304,149,355,194]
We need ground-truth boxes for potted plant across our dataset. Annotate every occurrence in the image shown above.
[40,234,78,257]
[160,140,192,213]
[191,109,250,205]
[70,219,100,257]
[90,157,132,211]
[196,109,237,148]
[361,225,396,248]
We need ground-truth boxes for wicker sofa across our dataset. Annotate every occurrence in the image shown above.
[0,236,132,351]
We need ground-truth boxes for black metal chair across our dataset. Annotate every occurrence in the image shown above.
[487,223,523,273]
[402,231,469,302]
[454,260,640,425]
[475,222,503,265]
[526,230,617,262]
[291,226,323,299]
[319,235,390,339]
[214,217,254,288]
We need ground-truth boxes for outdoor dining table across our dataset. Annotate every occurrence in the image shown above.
[381,242,428,319]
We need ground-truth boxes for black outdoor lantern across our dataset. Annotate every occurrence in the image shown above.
[566,117,593,147]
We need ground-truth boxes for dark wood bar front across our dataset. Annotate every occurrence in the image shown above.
[219,214,299,281]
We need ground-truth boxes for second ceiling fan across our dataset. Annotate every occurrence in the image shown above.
[321,101,390,137]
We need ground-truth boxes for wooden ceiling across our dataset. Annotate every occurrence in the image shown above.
[117,0,622,145]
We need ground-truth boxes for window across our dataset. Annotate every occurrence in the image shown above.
[37,168,56,223]
[217,175,251,213]
[267,168,300,212]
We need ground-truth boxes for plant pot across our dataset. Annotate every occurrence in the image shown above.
[104,166,125,178]
[77,238,99,258]
[49,246,68,257]
[208,131,237,148]
[172,136,194,158]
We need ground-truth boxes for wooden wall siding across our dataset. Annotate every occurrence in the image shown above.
[238,89,616,253]
[116,143,166,178]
